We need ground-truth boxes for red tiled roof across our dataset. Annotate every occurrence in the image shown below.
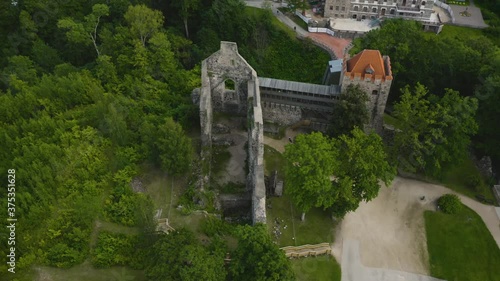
[345,50,391,81]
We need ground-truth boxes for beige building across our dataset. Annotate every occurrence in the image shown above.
[324,0,434,21]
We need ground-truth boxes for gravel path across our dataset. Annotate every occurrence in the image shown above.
[263,132,500,280]
[332,177,500,280]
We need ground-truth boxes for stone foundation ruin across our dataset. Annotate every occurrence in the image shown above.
[197,42,266,224]
[194,42,393,225]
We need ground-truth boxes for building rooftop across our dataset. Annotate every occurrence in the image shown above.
[345,49,392,81]
[328,59,343,73]
[259,77,340,96]
[329,19,379,33]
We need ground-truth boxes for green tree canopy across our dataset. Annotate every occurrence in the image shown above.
[284,132,337,217]
[329,84,370,137]
[284,129,394,219]
[393,83,478,176]
[229,224,295,281]
[156,117,193,175]
[124,4,164,46]
[146,228,226,281]
[57,4,110,56]
[331,128,395,218]
[172,0,201,38]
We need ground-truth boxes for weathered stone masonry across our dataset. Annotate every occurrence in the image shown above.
[197,42,266,224]
[195,42,393,225]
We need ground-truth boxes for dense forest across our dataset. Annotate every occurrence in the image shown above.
[0,0,331,280]
[351,19,500,173]
[1,0,500,280]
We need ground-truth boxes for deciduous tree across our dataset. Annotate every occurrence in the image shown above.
[284,129,394,219]
[331,128,395,218]
[57,4,109,56]
[393,83,478,176]
[329,84,369,137]
[172,0,200,38]
[146,228,226,281]
[156,117,193,175]
[124,4,164,47]
[284,132,337,220]
[229,224,295,281]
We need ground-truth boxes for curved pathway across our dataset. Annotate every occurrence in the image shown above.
[245,0,351,58]
[262,133,500,280]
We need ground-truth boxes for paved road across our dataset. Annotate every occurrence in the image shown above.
[245,0,308,36]
[245,0,351,58]
[449,0,488,28]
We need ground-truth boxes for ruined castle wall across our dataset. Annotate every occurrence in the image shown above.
[262,102,302,126]
[200,60,213,147]
[197,42,266,225]
[247,79,266,224]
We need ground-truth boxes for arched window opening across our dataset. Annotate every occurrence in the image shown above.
[225,79,235,91]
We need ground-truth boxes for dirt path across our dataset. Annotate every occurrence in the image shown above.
[263,128,301,153]
[333,176,500,276]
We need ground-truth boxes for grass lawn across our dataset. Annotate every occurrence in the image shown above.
[290,14,309,31]
[247,7,296,39]
[436,25,484,39]
[33,263,146,281]
[264,144,285,178]
[440,158,496,204]
[264,145,336,246]
[267,194,336,247]
[291,256,341,281]
[142,170,206,234]
[424,205,500,281]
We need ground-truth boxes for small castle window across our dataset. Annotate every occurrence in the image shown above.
[372,90,378,95]
[225,79,235,90]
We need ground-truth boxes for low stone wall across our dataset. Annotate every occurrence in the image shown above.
[281,243,332,258]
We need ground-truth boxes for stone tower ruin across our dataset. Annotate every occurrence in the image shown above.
[198,41,266,224]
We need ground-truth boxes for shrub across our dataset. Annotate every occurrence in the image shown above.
[201,216,230,237]
[46,243,83,268]
[91,231,137,268]
[438,194,463,214]
[466,174,482,191]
